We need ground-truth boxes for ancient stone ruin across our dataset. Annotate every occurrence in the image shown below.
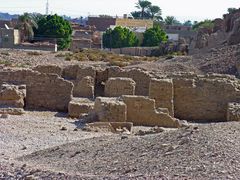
[1,65,240,132]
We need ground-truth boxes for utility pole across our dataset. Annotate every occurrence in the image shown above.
[46,0,49,15]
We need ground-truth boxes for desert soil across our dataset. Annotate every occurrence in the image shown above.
[0,44,239,76]
[0,111,240,179]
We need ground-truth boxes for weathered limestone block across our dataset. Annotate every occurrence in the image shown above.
[68,98,94,118]
[0,84,26,108]
[122,95,180,128]
[105,77,136,97]
[149,78,174,117]
[73,76,94,98]
[227,103,240,121]
[94,97,127,122]
[33,65,62,76]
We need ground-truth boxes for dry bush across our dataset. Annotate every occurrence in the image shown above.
[27,51,43,56]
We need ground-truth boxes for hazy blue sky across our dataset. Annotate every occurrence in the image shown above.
[0,0,239,22]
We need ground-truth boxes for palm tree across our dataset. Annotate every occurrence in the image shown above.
[135,0,152,19]
[148,5,162,21]
[18,13,38,42]
[164,16,181,25]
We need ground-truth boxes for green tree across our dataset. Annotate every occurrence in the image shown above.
[135,0,152,19]
[148,5,162,21]
[131,11,151,19]
[164,16,181,25]
[192,19,214,30]
[142,25,167,47]
[183,20,192,27]
[228,8,237,14]
[34,14,72,50]
[103,26,139,48]
[18,13,38,42]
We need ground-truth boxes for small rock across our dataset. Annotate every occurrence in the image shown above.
[25,175,36,180]
[21,145,27,150]
[60,126,67,131]
[121,135,128,140]
[73,128,78,131]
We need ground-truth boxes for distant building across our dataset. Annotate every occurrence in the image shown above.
[0,28,20,48]
[70,24,101,51]
[87,16,153,32]
[163,25,196,43]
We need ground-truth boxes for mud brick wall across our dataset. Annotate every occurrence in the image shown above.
[108,67,152,96]
[173,75,240,122]
[149,78,174,117]
[0,69,73,111]
[105,77,136,97]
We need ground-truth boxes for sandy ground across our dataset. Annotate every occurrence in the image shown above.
[0,112,240,179]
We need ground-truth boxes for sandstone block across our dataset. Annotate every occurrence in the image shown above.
[94,97,127,122]
[68,98,94,118]
[105,77,136,97]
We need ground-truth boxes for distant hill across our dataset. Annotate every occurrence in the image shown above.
[0,12,18,20]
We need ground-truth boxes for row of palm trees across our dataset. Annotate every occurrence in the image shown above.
[132,0,162,21]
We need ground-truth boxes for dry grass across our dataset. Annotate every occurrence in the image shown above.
[59,49,159,67]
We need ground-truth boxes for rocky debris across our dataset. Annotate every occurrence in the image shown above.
[227,102,240,121]
[84,122,133,133]
[14,122,240,179]
[135,126,165,136]
[0,108,24,115]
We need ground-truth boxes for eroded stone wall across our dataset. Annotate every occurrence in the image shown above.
[0,69,73,111]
